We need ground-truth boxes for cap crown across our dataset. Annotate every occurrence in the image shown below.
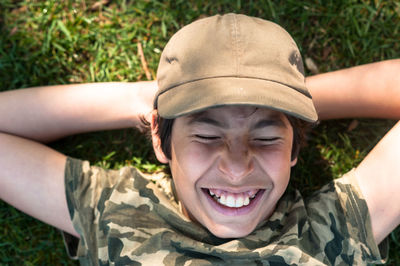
[157,14,307,97]
[155,14,317,122]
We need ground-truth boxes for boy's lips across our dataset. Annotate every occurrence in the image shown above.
[201,188,266,216]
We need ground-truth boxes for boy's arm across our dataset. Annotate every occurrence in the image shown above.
[0,133,73,234]
[0,81,158,237]
[306,59,400,120]
[306,59,400,244]
[0,81,157,142]
[355,121,400,244]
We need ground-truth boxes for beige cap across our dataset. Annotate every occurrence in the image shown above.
[154,13,318,122]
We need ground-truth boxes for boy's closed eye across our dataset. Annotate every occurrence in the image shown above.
[194,135,221,142]
[253,137,281,142]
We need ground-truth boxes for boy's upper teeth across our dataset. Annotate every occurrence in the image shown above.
[208,189,258,208]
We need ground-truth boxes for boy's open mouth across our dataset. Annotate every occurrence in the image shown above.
[202,188,264,209]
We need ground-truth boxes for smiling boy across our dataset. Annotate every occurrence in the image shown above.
[161,106,296,238]
[1,13,400,265]
[149,14,316,240]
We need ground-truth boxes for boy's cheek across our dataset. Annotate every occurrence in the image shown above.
[174,142,219,170]
[256,147,293,168]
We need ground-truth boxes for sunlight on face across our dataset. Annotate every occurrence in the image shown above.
[155,106,295,238]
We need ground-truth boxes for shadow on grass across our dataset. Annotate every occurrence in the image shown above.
[50,128,157,171]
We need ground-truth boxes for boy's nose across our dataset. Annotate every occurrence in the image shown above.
[218,141,254,181]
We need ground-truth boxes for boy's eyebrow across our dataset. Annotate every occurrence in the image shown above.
[187,115,226,128]
[251,118,287,130]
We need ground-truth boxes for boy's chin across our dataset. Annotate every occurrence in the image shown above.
[206,222,256,239]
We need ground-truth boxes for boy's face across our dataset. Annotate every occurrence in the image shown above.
[153,106,296,238]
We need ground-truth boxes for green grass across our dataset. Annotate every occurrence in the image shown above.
[0,0,399,264]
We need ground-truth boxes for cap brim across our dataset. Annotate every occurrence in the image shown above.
[157,77,318,122]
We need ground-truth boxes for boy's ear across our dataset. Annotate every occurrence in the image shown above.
[150,110,169,164]
[290,157,298,167]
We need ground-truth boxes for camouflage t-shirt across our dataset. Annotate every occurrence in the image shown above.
[63,157,387,265]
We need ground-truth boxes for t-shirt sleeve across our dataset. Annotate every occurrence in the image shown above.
[334,169,389,263]
[62,156,123,261]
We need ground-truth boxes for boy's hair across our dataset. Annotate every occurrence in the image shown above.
[141,113,315,161]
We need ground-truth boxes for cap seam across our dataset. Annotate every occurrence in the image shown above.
[232,14,240,75]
